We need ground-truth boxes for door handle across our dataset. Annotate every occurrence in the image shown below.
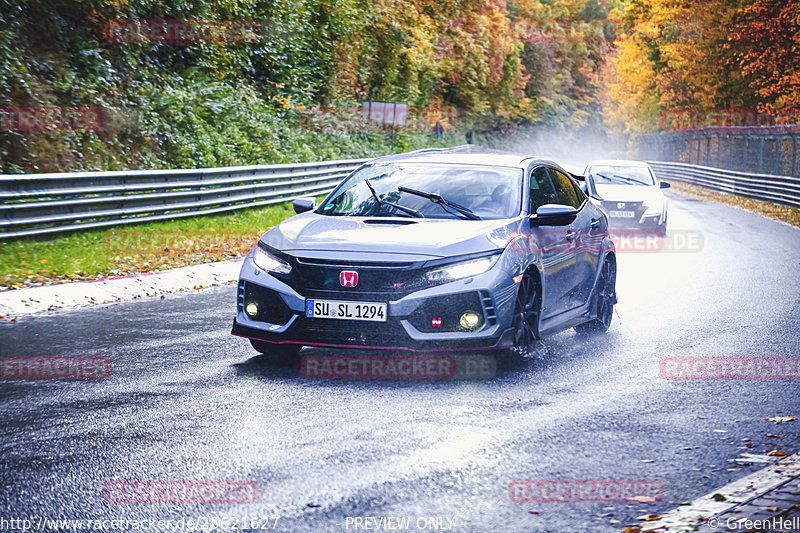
[590,218,600,229]
[566,231,578,241]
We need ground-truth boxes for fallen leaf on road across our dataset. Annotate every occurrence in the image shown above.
[636,514,662,521]
[744,443,756,448]
[528,510,539,515]
[765,434,784,438]
[765,416,796,423]
[621,527,642,533]
[767,450,787,456]
[712,493,727,501]
[641,459,654,463]
[627,496,658,503]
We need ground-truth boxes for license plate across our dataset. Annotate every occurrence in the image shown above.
[306,299,387,322]
[609,210,635,218]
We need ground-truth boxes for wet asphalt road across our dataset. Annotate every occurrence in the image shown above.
[1,191,799,533]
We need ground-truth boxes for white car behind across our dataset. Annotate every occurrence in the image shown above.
[583,160,670,235]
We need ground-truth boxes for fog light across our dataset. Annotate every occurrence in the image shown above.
[459,312,481,330]
[245,302,258,317]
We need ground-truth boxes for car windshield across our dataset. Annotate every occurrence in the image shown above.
[319,163,523,220]
[589,166,655,186]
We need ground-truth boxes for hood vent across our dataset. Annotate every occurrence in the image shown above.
[363,218,418,225]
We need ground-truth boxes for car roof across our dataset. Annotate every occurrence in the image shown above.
[370,150,562,170]
[585,159,652,168]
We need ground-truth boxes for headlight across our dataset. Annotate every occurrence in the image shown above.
[253,245,291,274]
[426,255,498,284]
[641,197,663,217]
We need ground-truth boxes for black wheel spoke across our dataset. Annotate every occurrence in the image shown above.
[511,275,540,356]
[575,257,616,334]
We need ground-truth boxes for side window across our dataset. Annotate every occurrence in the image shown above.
[529,166,558,213]
[571,179,588,204]
[549,169,582,209]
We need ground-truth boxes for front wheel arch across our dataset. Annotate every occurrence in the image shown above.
[575,253,616,334]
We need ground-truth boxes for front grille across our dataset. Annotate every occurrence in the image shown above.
[601,201,645,223]
[283,257,428,296]
[294,316,407,346]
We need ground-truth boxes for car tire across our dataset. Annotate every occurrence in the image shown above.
[575,256,616,334]
[249,339,302,363]
[507,272,541,359]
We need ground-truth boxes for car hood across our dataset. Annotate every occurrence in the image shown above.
[594,184,663,203]
[260,213,514,259]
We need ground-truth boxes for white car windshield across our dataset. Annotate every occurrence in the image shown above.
[589,166,655,186]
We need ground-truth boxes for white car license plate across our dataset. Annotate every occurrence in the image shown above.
[306,299,387,322]
[609,210,635,218]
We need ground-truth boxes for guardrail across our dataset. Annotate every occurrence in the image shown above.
[0,158,372,240]
[8,149,788,241]
[648,161,800,209]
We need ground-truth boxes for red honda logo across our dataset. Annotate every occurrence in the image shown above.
[339,270,358,287]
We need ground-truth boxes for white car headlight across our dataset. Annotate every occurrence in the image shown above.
[253,245,291,274]
[641,197,664,217]
[426,255,499,284]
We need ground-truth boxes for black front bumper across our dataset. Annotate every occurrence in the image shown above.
[231,319,514,353]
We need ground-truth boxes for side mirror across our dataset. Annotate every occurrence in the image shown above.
[660,181,671,189]
[530,204,578,227]
[292,197,317,214]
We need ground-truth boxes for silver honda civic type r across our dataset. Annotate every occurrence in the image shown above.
[232,151,617,358]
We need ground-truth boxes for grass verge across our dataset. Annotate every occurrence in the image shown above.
[668,181,800,228]
[0,201,301,290]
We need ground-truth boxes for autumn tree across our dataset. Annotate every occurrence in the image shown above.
[727,0,800,114]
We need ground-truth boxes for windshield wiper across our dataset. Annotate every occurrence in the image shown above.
[611,174,649,186]
[364,179,424,218]
[397,186,481,220]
